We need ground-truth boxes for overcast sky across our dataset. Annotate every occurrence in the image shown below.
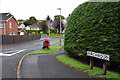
[0,0,88,20]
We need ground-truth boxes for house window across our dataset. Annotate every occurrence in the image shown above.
[9,22,12,28]
[0,23,3,28]
[13,32,15,35]
[10,32,12,35]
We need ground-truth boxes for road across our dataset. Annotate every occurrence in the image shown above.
[0,36,61,78]
[20,51,89,78]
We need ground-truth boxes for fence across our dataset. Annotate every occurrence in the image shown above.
[1,34,41,44]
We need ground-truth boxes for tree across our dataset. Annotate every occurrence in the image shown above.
[23,19,30,26]
[54,15,65,20]
[46,15,51,21]
[23,16,38,26]
[18,19,25,24]
[29,16,38,25]
[40,21,48,34]
[52,18,65,33]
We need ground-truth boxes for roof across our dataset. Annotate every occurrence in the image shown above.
[0,13,18,23]
[31,24,40,28]
[18,28,26,32]
[18,23,25,27]
[0,13,11,21]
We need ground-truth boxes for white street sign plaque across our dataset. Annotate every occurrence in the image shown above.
[87,51,110,61]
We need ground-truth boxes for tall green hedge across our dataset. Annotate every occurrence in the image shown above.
[64,2,120,67]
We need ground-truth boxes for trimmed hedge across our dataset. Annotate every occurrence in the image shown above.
[64,2,120,69]
[25,30,41,34]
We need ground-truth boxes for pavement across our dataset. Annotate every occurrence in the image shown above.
[19,48,90,79]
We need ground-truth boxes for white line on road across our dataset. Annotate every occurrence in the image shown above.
[0,49,26,56]
[3,50,22,54]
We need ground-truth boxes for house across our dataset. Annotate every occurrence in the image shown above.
[31,24,40,30]
[18,28,26,35]
[0,13,18,35]
[18,23,25,29]
[25,26,31,30]
[18,23,26,35]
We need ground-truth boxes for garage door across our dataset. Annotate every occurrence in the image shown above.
[20,32,24,35]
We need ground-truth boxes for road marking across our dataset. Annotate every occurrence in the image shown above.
[0,49,26,56]
[3,50,21,54]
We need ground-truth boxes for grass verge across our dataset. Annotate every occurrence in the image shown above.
[56,54,120,79]
[61,40,64,43]
[27,45,63,55]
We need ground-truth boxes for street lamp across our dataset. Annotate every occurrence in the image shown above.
[57,8,61,46]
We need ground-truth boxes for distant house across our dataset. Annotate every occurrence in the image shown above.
[0,13,18,35]
[31,24,40,30]
[18,28,26,35]
[18,23,25,29]
[25,26,31,30]
[18,23,26,35]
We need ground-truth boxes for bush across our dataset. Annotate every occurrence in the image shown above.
[25,30,41,34]
[64,2,120,71]
[50,28,57,33]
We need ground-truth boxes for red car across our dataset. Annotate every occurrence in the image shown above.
[42,38,50,49]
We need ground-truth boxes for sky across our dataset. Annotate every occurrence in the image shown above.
[0,0,88,20]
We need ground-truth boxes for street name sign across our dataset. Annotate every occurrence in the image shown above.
[87,51,110,61]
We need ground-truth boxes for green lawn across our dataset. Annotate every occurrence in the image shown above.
[61,40,64,43]
[56,54,120,79]
[27,45,63,55]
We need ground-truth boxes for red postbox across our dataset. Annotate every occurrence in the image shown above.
[42,38,50,49]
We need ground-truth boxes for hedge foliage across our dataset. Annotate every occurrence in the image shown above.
[64,2,120,66]
[25,30,41,34]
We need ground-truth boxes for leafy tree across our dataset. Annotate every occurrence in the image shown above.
[46,15,51,28]
[54,15,65,20]
[23,19,30,26]
[23,16,38,26]
[18,19,25,24]
[46,15,51,21]
[52,18,65,33]
[29,16,38,25]
[40,21,48,33]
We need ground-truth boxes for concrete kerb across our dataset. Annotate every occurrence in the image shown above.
[17,54,27,80]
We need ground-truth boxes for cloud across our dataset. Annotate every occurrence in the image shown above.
[0,0,88,20]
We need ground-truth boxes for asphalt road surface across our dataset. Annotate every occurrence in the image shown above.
[0,36,61,79]
[20,51,89,79]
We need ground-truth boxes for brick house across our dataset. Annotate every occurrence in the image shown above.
[0,13,18,35]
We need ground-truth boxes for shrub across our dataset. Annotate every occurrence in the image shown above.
[50,28,57,33]
[25,30,41,34]
[64,2,120,70]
